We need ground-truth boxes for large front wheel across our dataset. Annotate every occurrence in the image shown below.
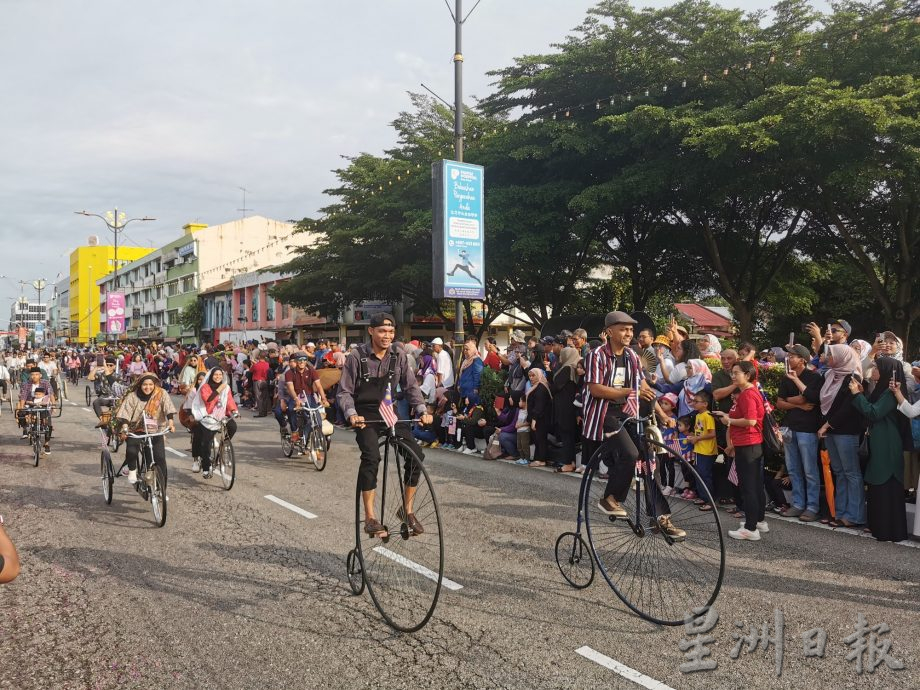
[583,438,725,626]
[355,437,444,632]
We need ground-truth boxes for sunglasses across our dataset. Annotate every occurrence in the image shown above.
[830,328,844,334]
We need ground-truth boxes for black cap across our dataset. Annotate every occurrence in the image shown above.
[292,352,309,361]
[105,357,116,364]
[785,344,811,359]
[29,366,42,374]
[369,312,396,328]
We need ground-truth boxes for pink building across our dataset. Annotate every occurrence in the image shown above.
[230,269,324,343]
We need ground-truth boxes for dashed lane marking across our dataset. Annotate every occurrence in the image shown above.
[165,447,187,458]
[372,546,463,591]
[575,646,675,690]
[264,494,317,519]
[81,407,93,413]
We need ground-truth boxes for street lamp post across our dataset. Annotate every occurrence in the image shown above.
[75,208,155,342]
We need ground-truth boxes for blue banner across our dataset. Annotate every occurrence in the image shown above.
[434,160,485,300]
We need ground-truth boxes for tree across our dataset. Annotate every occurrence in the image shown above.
[179,298,204,341]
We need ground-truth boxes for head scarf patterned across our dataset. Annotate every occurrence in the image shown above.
[820,344,860,415]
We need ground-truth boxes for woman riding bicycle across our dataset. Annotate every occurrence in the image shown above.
[190,368,238,479]
[126,353,148,385]
[115,373,176,486]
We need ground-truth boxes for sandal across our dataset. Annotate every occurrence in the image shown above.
[820,518,831,524]
[699,504,713,512]
[828,519,843,528]
[729,510,745,519]
[575,466,586,474]
[529,461,547,468]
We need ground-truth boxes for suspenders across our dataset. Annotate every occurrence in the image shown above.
[358,346,398,385]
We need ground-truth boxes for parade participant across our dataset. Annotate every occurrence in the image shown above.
[190,368,238,478]
[337,313,432,538]
[115,373,176,486]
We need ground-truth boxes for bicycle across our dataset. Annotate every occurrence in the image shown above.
[20,405,51,467]
[203,414,237,491]
[554,413,725,626]
[113,418,170,527]
[345,419,444,632]
[280,401,330,471]
[98,413,120,505]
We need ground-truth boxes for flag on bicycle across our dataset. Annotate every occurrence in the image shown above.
[623,386,639,417]
[379,383,398,428]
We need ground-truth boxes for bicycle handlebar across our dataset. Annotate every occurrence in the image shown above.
[125,429,171,439]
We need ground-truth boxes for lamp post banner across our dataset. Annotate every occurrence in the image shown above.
[432,160,485,300]
[106,292,126,335]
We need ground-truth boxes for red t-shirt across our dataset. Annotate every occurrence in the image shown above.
[284,366,320,398]
[483,351,501,371]
[728,386,764,447]
[251,360,270,382]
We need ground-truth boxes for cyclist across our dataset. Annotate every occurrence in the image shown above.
[582,311,685,540]
[64,350,81,385]
[337,313,432,538]
[38,352,60,399]
[178,353,202,394]
[283,352,329,445]
[16,367,54,453]
[88,357,121,421]
[115,373,176,485]
[190,367,238,478]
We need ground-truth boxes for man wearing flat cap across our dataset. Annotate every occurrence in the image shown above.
[582,311,686,539]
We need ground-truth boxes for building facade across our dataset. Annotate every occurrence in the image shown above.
[70,244,154,343]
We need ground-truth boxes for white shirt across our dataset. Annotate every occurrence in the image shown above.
[39,361,58,378]
[436,349,454,388]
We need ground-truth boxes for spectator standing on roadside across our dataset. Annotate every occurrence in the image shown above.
[848,358,911,542]
[573,329,590,359]
[483,338,502,371]
[776,344,823,522]
[431,338,454,390]
[457,338,484,402]
[251,352,271,417]
[551,346,581,473]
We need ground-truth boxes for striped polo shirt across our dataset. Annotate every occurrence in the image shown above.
[582,344,644,441]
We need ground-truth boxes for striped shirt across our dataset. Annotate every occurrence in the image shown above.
[582,344,644,441]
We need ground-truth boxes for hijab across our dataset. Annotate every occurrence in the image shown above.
[820,344,860,415]
[683,359,712,395]
[869,356,913,449]
[458,345,482,374]
[701,334,722,356]
[556,346,580,382]
[526,368,552,399]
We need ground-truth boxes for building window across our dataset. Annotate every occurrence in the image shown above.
[181,275,195,293]
[167,310,178,325]
[266,294,274,321]
[238,291,246,320]
[155,286,163,299]
[281,302,290,320]
[251,289,259,322]
[167,281,178,297]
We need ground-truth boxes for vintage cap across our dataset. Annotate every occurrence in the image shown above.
[604,310,637,327]
[431,337,444,345]
[833,319,852,336]
[306,342,316,348]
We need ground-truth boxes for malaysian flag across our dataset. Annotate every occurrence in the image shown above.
[379,383,399,428]
[623,386,639,417]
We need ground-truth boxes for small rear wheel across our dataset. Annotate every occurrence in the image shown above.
[346,548,365,594]
[33,434,41,467]
[554,531,594,589]
[85,386,91,407]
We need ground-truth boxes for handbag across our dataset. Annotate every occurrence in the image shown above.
[761,411,784,458]
[857,433,870,462]
[482,432,502,460]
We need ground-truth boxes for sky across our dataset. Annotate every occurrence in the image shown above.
[0,0,827,316]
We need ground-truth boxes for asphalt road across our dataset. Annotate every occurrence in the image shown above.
[1,388,918,689]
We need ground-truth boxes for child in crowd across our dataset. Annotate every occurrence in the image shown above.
[514,395,531,465]
[658,393,679,495]
[688,390,717,511]
[676,415,697,500]
[438,392,460,450]
[413,404,439,447]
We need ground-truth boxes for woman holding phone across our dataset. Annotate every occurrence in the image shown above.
[714,361,766,541]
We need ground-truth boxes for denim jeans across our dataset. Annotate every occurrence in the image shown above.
[824,433,865,524]
[499,431,518,458]
[695,454,717,502]
[784,430,820,514]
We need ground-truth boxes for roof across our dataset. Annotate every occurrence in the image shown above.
[674,303,733,331]
[199,280,233,295]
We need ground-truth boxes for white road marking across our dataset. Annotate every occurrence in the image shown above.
[575,646,675,690]
[68,401,77,406]
[372,546,463,591]
[264,494,317,519]
[165,446,187,458]
[82,407,93,413]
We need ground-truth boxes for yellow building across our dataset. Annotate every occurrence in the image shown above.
[69,245,154,343]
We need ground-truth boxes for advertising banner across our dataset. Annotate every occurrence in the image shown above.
[432,160,485,300]
[34,322,44,345]
[106,292,126,335]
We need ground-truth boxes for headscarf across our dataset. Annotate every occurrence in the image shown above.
[556,346,580,382]
[820,343,859,415]
[192,367,231,427]
[525,367,552,399]
[850,339,872,359]
[134,373,164,419]
[458,346,482,375]
[701,334,722,356]
[868,356,913,449]
[683,359,712,396]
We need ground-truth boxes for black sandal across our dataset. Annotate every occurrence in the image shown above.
[364,518,388,537]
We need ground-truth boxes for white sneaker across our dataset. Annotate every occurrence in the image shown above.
[756,521,769,533]
[728,527,761,541]
[191,458,201,473]
[127,469,138,484]
[461,447,478,455]
[661,486,672,496]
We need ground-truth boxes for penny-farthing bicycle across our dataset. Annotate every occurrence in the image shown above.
[345,419,444,632]
[555,413,725,626]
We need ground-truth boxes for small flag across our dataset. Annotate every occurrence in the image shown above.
[379,383,398,428]
[624,386,639,417]
[727,457,739,486]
